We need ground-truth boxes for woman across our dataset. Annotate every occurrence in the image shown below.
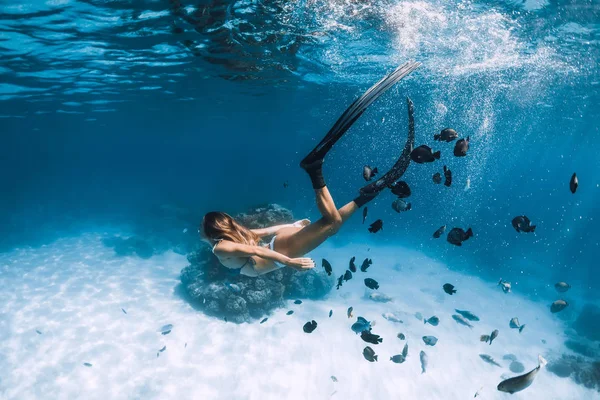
[200,61,420,277]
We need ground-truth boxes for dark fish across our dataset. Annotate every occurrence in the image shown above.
[410,145,441,163]
[397,333,406,340]
[161,330,171,335]
[453,136,470,157]
[480,334,490,343]
[443,165,452,187]
[363,346,378,362]
[490,329,499,344]
[424,316,439,326]
[159,346,166,352]
[402,343,408,358]
[83,363,93,367]
[336,274,344,290]
[349,256,357,272]
[432,172,442,184]
[360,258,373,272]
[422,336,438,346]
[497,355,547,394]
[283,181,289,188]
[570,173,578,194]
[433,225,446,238]
[294,300,302,305]
[447,227,473,246]
[347,307,353,318]
[260,318,268,324]
[363,165,378,181]
[362,207,368,224]
[434,128,458,142]
[368,219,383,233]
[364,278,379,290]
[512,216,536,233]
[303,320,317,333]
[361,330,383,344]
[452,314,473,328]
[159,324,173,333]
[121,308,127,314]
[322,259,333,276]
[554,282,570,293]
[343,270,353,282]
[443,283,457,295]
[331,376,338,382]
[329,310,333,318]
[36,330,42,335]
[420,351,428,373]
[551,300,568,313]
[390,354,406,363]
[455,309,480,321]
[509,317,525,333]
[480,354,501,367]
[389,180,411,198]
[351,316,372,334]
[392,198,411,213]
[287,310,294,315]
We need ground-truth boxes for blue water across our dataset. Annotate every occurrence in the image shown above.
[1,0,599,397]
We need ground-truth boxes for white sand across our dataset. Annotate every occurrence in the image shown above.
[0,233,596,400]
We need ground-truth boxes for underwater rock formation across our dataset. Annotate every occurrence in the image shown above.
[548,354,600,392]
[180,204,334,323]
[573,303,600,342]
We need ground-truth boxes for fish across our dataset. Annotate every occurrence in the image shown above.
[363,165,378,181]
[474,387,483,398]
[479,354,501,367]
[392,198,412,213]
[443,283,457,295]
[83,363,93,367]
[351,316,372,334]
[422,336,438,346]
[434,128,458,142]
[464,177,471,191]
[349,256,357,272]
[397,333,406,340]
[121,308,127,314]
[368,292,392,303]
[420,351,428,373]
[336,274,344,290]
[551,299,568,313]
[364,278,379,290]
[432,172,442,184]
[185,343,187,348]
[443,165,452,187]
[382,312,403,323]
[390,354,406,363]
[360,258,372,272]
[331,376,338,382]
[343,270,353,282]
[347,307,353,318]
[303,320,317,333]
[455,309,480,321]
[226,283,242,293]
[490,329,499,344]
[329,309,333,317]
[294,300,303,305]
[161,330,171,335]
[322,259,333,276]
[512,216,536,233]
[447,227,473,246]
[260,318,268,324]
[424,316,439,326]
[159,324,173,333]
[368,219,383,233]
[183,228,188,233]
[159,346,166,352]
[415,312,423,321]
[410,145,441,163]
[480,335,490,343]
[453,136,470,157]
[389,180,411,198]
[35,330,42,335]
[554,282,570,293]
[287,310,294,315]
[402,343,409,358]
[498,279,511,294]
[361,330,383,344]
[362,207,368,224]
[433,225,446,238]
[452,314,473,328]
[363,346,378,362]
[570,173,578,194]
[509,317,526,333]
[497,355,547,394]
[283,181,289,188]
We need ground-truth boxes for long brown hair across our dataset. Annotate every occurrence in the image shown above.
[201,211,259,246]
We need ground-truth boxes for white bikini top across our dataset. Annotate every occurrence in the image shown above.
[211,239,223,254]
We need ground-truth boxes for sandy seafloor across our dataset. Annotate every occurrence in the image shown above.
[0,232,597,400]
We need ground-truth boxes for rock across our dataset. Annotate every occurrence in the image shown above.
[548,354,600,391]
[179,204,334,323]
[573,304,600,342]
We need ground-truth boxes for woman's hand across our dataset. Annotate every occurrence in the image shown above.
[292,219,311,228]
[286,257,315,271]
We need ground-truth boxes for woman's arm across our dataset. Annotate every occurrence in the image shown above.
[251,219,311,238]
